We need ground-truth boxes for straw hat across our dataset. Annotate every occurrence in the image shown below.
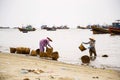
[47,37,52,42]
[89,38,95,41]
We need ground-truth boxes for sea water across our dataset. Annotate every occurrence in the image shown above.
[0,28,120,70]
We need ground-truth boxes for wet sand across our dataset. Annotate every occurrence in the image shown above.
[0,52,120,80]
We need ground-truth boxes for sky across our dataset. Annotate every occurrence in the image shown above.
[0,0,120,28]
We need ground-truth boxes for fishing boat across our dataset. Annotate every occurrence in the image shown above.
[46,27,56,31]
[91,25,109,34]
[109,20,120,35]
[18,25,36,32]
[77,26,88,29]
[41,25,56,31]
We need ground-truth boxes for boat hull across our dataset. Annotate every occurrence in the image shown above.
[18,28,36,32]
[109,27,120,35]
[91,26,109,34]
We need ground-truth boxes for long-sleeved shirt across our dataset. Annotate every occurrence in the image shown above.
[39,39,51,48]
[83,40,95,48]
[39,39,51,52]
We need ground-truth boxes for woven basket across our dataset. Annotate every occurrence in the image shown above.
[79,44,86,51]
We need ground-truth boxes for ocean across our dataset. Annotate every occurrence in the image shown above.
[0,28,120,70]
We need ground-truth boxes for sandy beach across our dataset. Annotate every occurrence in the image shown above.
[0,53,120,80]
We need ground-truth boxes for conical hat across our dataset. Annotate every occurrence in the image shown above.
[47,37,52,42]
[89,38,95,41]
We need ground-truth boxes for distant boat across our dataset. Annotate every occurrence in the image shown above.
[46,27,56,31]
[91,25,109,34]
[77,26,89,29]
[0,27,10,29]
[56,25,70,29]
[41,25,69,30]
[109,20,120,35]
[18,25,36,32]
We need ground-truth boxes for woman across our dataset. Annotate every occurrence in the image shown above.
[39,37,52,52]
[83,38,97,57]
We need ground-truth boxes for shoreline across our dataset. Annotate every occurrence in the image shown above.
[0,52,120,80]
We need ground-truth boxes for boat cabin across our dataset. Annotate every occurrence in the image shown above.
[112,20,120,28]
[112,23,120,28]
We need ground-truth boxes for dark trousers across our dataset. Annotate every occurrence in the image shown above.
[89,47,97,56]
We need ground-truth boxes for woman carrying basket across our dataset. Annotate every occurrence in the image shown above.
[82,38,97,57]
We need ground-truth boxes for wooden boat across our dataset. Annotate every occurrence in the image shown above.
[109,27,120,34]
[0,27,10,29]
[46,27,56,31]
[56,25,69,29]
[91,26,109,34]
[18,27,36,31]
[41,25,56,31]
[109,20,120,35]
[45,26,56,31]
[77,26,88,29]
[18,25,36,32]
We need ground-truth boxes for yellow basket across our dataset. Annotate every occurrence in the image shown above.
[79,44,86,51]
